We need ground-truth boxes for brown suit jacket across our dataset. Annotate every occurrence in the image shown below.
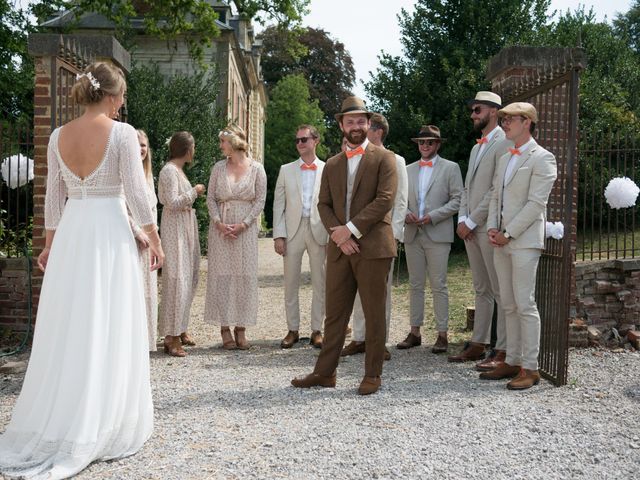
[318,142,397,261]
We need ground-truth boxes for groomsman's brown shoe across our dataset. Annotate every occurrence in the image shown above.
[291,372,336,388]
[475,350,506,371]
[431,334,448,354]
[447,342,486,362]
[310,331,323,349]
[479,362,521,380]
[358,376,381,395]
[507,369,541,390]
[341,341,366,356]
[280,331,299,349]
[384,347,391,361]
[397,333,421,349]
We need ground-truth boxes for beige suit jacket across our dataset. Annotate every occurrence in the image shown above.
[487,139,557,250]
[404,156,463,244]
[272,158,328,245]
[459,128,512,232]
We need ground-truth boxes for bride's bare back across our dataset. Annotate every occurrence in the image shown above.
[57,116,115,180]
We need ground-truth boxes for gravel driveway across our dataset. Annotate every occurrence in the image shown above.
[1,238,639,479]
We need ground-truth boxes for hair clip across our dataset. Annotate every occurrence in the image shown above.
[219,130,233,136]
[76,72,101,91]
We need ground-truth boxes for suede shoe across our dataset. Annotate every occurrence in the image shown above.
[358,376,381,395]
[341,341,366,356]
[447,342,486,362]
[397,333,421,349]
[431,334,448,354]
[507,368,541,390]
[310,330,323,349]
[280,330,299,349]
[291,372,336,388]
[478,362,521,380]
[475,349,506,371]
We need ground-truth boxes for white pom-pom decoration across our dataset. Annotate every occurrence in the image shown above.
[1,154,34,189]
[545,221,564,240]
[604,176,639,209]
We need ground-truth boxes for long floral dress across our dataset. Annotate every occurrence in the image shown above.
[157,162,200,336]
[204,159,267,327]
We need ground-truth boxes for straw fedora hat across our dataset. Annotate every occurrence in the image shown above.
[411,125,446,143]
[334,96,373,121]
[467,91,502,109]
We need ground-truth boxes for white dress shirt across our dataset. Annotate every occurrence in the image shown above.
[345,139,369,239]
[504,137,534,182]
[299,157,319,218]
[418,155,438,219]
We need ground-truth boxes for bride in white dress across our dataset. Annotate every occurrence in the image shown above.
[0,62,164,479]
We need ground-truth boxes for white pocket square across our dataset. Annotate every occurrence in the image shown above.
[517,167,529,171]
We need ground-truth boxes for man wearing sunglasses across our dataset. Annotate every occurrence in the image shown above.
[273,125,328,349]
[448,92,512,369]
[398,125,463,354]
[482,102,557,390]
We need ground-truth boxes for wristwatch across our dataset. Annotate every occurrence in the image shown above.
[503,231,512,240]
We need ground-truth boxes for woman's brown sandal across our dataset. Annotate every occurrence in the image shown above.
[163,335,187,357]
[221,328,237,350]
[180,332,196,346]
[234,327,250,350]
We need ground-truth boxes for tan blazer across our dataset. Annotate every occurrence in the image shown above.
[318,143,397,261]
[459,129,512,232]
[272,158,328,245]
[404,156,463,244]
[487,139,557,250]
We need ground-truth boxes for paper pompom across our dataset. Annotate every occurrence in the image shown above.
[604,177,639,209]
[1,154,34,189]
[545,221,564,240]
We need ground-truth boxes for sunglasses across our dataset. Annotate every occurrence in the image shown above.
[418,139,438,146]
[470,106,486,114]
[295,136,314,144]
[501,115,527,124]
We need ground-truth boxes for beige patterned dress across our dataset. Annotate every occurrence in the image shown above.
[158,162,201,336]
[205,159,267,327]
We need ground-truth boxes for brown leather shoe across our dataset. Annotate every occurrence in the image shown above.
[475,350,506,371]
[507,368,541,390]
[291,372,336,388]
[384,347,391,361]
[397,333,421,349]
[310,330,323,349]
[431,334,448,354]
[447,342,486,362]
[479,362,521,380]
[358,376,381,395]
[341,341,366,356]
[280,330,299,349]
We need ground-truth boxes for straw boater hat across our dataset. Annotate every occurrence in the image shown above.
[411,125,446,143]
[467,91,502,109]
[334,96,373,121]
[498,102,539,123]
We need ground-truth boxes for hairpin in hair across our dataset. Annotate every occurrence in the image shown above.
[76,72,101,91]
[219,130,233,136]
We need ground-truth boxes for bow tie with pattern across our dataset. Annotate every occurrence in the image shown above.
[476,137,488,145]
[345,146,365,159]
[419,159,433,167]
[509,148,522,156]
[300,163,317,170]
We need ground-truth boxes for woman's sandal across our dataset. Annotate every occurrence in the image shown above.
[163,336,187,357]
[221,328,237,350]
[234,327,250,350]
[180,332,196,346]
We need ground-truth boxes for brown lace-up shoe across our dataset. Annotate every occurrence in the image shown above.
[447,342,486,362]
[310,331,323,349]
[291,372,336,388]
[431,334,448,354]
[341,341,366,356]
[507,369,541,390]
[478,362,521,380]
[280,331,299,349]
[475,350,506,371]
[358,376,381,395]
[397,333,421,349]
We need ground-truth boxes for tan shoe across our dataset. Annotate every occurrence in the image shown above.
[341,341,366,356]
[507,369,541,390]
[179,332,196,346]
[220,328,236,350]
[384,347,391,361]
[358,376,381,395]
[431,333,448,354]
[310,331,323,349]
[291,372,336,388]
[397,333,421,349]
[163,335,186,357]
[234,327,250,350]
[280,330,299,349]
[447,342,486,362]
[478,362,521,380]
[475,350,506,371]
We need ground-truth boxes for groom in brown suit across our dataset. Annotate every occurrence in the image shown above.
[291,96,398,395]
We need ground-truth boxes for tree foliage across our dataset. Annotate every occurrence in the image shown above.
[263,73,326,227]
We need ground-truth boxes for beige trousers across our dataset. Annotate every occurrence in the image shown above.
[283,218,326,332]
[493,244,542,370]
[352,258,394,343]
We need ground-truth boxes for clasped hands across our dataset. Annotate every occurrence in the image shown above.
[456,222,475,241]
[405,212,431,226]
[216,221,247,239]
[488,228,510,247]
[330,225,359,255]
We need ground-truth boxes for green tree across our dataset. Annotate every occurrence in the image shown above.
[263,73,326,227]
[126,63,226,252]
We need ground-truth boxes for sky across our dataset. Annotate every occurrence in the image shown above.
[299,0,635,100]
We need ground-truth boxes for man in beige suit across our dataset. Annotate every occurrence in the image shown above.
[398,125,463,353]
[273,125,328,349]
[342,113,408,361]
[449,92,512,367]
[481,102,557,390]
[291,96,397,395]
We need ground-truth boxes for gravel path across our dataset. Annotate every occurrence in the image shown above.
[1,238,639,479]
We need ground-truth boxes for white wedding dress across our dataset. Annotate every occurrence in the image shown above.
[0,121,156,479]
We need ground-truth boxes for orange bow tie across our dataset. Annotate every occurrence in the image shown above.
[509,148,521,155]
[476,137,488,145]
[345,146,365,159]
[419,160,433,167]
[300,163,317,170]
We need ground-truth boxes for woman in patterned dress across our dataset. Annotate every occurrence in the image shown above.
[204,124,267,349]
[157,132,205,357]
